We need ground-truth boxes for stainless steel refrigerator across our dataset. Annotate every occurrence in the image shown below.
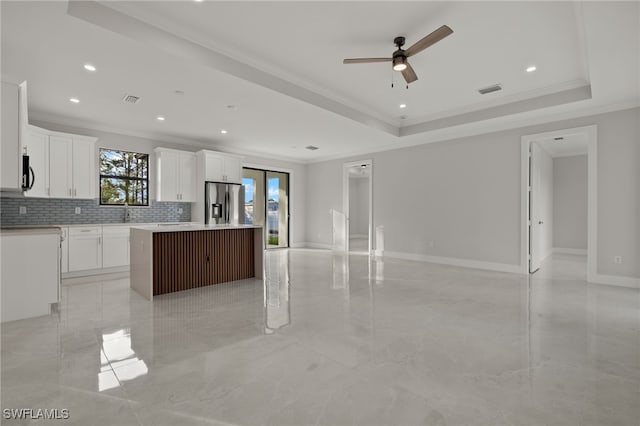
[205,182,245,225]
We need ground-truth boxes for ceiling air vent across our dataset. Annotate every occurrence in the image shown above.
[122,94,141,104]
[478,84,502,95]
[305,145,319,151]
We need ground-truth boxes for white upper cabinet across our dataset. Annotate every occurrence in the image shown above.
[1,81,27,191]
[72,138,96,199]
[155,148,196,202]
[24,126,96,199]
[49,136,73,198]
[200,151,243,184]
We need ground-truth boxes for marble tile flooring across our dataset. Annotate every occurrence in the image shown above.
[1,251,639,425]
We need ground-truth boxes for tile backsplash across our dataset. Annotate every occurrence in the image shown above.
[0,197,191,226]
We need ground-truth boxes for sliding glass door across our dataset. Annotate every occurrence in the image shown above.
[242,168,289,248]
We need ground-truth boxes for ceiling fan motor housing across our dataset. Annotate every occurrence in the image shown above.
[393,36,406,48]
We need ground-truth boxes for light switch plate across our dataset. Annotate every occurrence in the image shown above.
[75,207,81,214]
[19,206,26,215]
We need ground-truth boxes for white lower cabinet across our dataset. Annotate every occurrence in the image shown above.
[1,230,60,322]
[102,226,130,268]
[68,227,102,272]
[60,227,69,273]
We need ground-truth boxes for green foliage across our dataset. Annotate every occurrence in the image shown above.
[268,236,279,245]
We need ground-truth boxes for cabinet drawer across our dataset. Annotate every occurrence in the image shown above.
[102,226,130,236]
[69,227,101,236]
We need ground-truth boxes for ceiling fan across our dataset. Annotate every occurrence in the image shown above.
[343,25,453,84]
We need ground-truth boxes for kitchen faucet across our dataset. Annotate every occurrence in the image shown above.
[124,202,131,223]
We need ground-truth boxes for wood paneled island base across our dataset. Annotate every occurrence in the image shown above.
[130,225,263,300]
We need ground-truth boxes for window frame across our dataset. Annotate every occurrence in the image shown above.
[99,148,150,207]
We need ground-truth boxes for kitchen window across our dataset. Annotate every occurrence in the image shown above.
[99,149,149,206]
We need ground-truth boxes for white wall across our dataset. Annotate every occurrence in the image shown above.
[32,120,307,246]
[305,107,640,280]
[349,177,369,236]
[553,155,587,250]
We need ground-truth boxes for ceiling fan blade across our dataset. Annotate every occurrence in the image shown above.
[343,58,392,64]
[405,25,453,57]
[401,62,418,84]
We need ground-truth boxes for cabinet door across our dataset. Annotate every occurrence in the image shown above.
[204,154,224,182]
[157,151,179,201]
[24,131,49,198]
[1,82,21,191]
[223,157,242,183]
[68,228,102,271]
[179,153,197,201]
[49,136,73,198]
[72,139,95,199]
[102,228,130,268]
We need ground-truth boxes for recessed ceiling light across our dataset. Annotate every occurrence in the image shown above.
[526,66,537,73]
[226,105,238,110]
[83,64,96,72]
[69,98,80,103]
[220,130,228,134]
[156,116,165,121]
[399,104,407,109]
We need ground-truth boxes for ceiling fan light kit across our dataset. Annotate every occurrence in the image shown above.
[343,25,453,85]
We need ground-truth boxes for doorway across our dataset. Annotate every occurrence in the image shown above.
[342,160,373,254]
[521,125,596,280]
[242,167,289,248]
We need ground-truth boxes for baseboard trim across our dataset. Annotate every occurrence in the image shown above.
[62,266,129,281]
[590,274,640,289]
[350,234,368,239]
[553,247,588,256]
[383,251,522,274]
[302,242,333,250]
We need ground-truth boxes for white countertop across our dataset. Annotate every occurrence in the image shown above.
[0,226,62,236]
[130,224,262,233]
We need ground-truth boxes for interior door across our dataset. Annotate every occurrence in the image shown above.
[530,143,543,273]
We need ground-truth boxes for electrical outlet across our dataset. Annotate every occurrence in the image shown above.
[178,208,183,214]
[75,207,81,214]
[614,256,623,264]
[19,206,26,215]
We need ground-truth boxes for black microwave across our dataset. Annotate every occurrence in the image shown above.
[22,154,34,191]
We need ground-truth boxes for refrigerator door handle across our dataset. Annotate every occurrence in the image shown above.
[225,190,230,223]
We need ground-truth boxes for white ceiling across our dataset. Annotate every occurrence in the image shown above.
[2,1,639,163]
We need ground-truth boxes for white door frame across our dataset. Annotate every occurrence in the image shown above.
[520,125,597,281]
[343,159,373,254]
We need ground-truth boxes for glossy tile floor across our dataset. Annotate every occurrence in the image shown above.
[2,251,639,425]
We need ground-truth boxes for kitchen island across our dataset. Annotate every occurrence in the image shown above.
[130,224,263,300]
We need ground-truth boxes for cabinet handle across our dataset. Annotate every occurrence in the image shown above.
[74,188,77,196]
[47,187,50,196]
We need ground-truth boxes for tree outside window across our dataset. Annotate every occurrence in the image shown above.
[99,149,149,206]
